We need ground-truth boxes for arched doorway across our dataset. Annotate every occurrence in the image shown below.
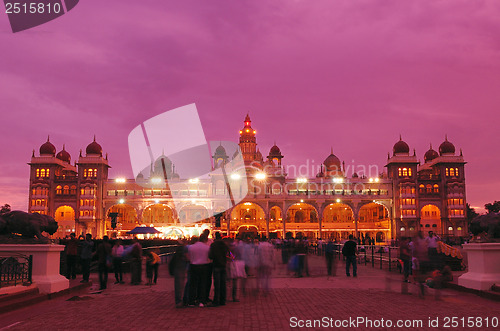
[359,202,391,243]
[421,204,441,234]
[54,205,75,238]
[286,203,319,239]
[269,206,283,236]
[230,202,266,236]
[107,204,138,233]
[178,204,209,224]
[322,203,354,241]
[143,204,174,225]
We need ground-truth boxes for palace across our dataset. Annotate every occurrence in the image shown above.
[28,115,467,242]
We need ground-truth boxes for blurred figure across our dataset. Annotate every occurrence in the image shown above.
[130,238,143,285]
[112,239,124,284]
[325,239,337,277]
[96,235,112,290]
[80,233,94,283]
[169,240,188,308]
[227,238,245,302]
[412,231,429,297]
[202,229,213,302]
[342,235,357,277]
[295,239,308,277]
[209,232,229,306]
[65,232,78,280]
[399,237,411,283]
[257,239,274,295]
[188,233,211,307]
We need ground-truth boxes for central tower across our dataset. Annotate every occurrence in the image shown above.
[238,114,257,164]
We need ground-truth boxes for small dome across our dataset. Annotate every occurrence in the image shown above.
[214,145,227,156]
[86,136,102,156]
[439,137,455,155]
[324,149,341,169]
[393,137,410,155]
[56,145,71,163]
[40,137,56,156]
[424,145,439,163]
[269,144,281,155]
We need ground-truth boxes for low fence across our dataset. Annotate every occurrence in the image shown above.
[0,253,32,288]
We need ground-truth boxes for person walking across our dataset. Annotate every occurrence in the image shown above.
[426,231,441,269]
[257,239,274,295]
[80,233,94,283]
[209,232,229,306]
[112,239,124,284]
[65,232,78,280]
[342,235,358,277]
[96,235,112,290]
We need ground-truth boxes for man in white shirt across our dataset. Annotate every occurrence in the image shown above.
[187,234,211,307]
[426,231,440,268]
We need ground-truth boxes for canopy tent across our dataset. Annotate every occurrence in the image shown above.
[126,227,160,235]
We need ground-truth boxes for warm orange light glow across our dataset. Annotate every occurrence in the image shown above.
[246,129,249,132]
[253,130,256,134]
[239,130,242,134]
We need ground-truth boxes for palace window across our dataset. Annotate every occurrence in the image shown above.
[426,184,432,194]
[55,185,62,195]
[446,167,459,177]
[63,185,69,195]
[70,185,77,195]
[433,184,439,193]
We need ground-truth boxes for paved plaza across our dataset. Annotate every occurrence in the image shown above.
[1,255,499,330]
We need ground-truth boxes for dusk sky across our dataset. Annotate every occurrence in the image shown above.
[1,0,499,212]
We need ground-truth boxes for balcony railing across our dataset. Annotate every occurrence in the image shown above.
[0,253,32,288]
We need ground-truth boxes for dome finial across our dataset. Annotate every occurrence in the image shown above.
[47,135,50,142]
[62,144,65,150]
[330,147,333,155]
[429,143,432,149]
[32,149,35,157]
[399,134,402,141]
[445,134,448,141]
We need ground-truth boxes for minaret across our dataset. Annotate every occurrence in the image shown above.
[238,114,257,163]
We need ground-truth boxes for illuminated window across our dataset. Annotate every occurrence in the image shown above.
[70,186,76,195]
[55,185,62,195]
[433,184,439,193]
[93,169,98,177]
[83,169,87,177]
[402,168,408,176]
[88,169,93,177]
[455,168,459,177]
[63,185,69,195]
[426,184,432,194]
[445,168,449,176]
[36,169,40,177]
[419,184,424,194]
[398,168,402,177]
[46,169,49,177]
[41,169,46,177]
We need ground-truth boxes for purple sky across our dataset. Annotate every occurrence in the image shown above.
[1,0,499,212]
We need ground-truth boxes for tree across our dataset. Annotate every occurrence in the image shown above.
[485,201,500,213]
[0,204,11,214]
[466,203,479,223]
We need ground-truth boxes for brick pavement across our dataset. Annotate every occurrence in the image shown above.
[1,254,499,330]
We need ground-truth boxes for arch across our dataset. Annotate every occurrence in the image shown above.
[269,206,282,221]
[178,204,209,223]
[54,205,75,238]
[107,204,138,229]
[230,202,267,234]
[322,203,354,223]
[286,202,318,223]
[143,204,175,225]
[420,204,441,233]
[358,202,390,223]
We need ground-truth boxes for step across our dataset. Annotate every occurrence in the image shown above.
[0,286,39,304]
[0,292,46,315]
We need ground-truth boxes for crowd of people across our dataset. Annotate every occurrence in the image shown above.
[170,230,276,308]
[64,230,455,303]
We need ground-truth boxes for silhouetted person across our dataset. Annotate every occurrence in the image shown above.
[65,232,78,279]
[209,232,229,306]
[188,233,210,307]
[96,235,112,290]
[342,235,357,277]
[169,240,188,308]
[325,240,336,276]
[80,233,93,283]
[112,239,124,284]
[130,238,142,285]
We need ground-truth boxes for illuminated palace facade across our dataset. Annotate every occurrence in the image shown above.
[28,115,467,242]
